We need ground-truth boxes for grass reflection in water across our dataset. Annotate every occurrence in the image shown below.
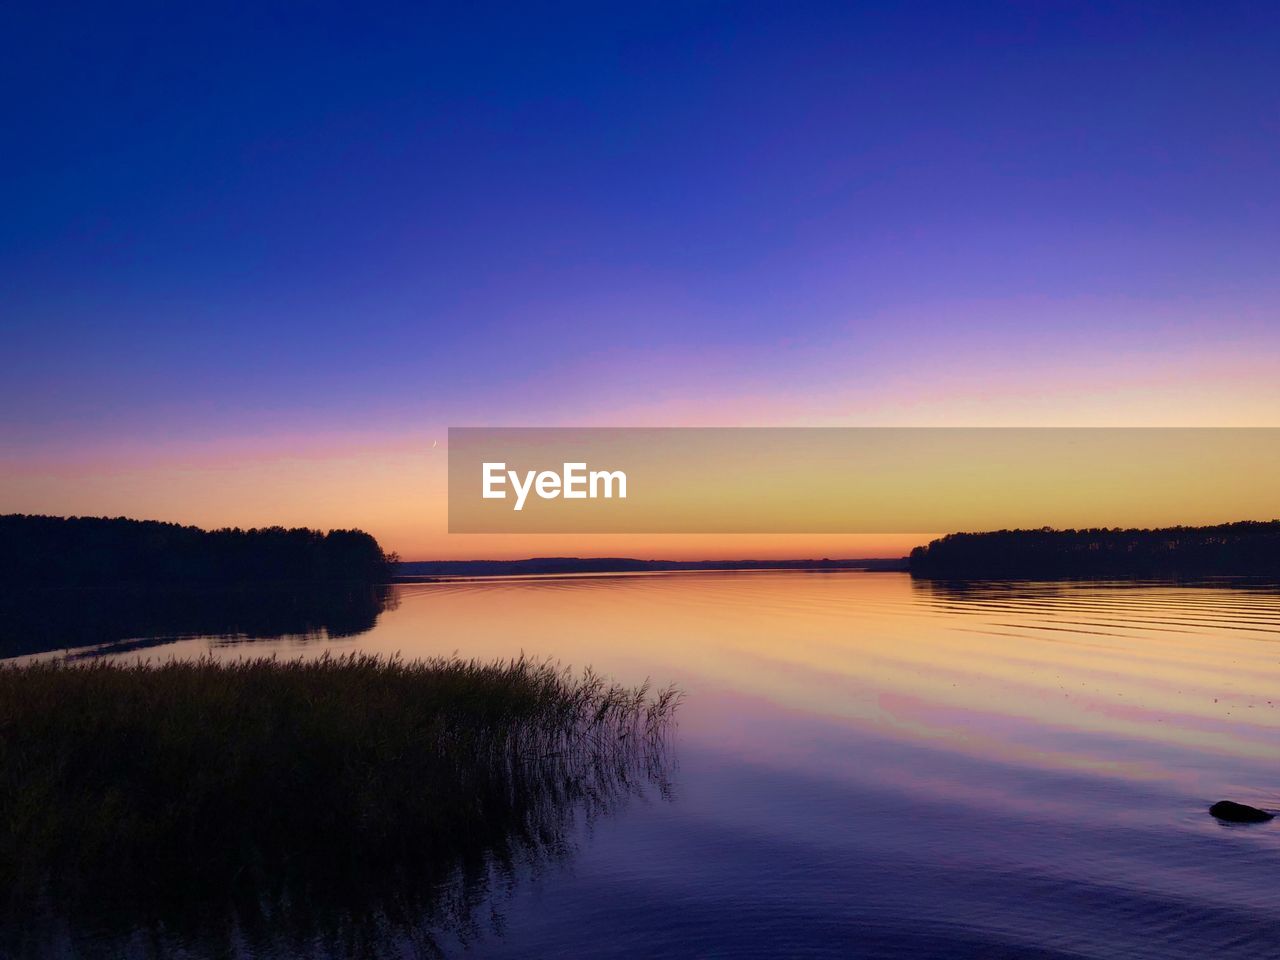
[0,653,680,959]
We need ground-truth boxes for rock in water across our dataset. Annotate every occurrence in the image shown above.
[1209,800,1274,823]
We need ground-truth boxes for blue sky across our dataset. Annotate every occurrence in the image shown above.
[3,2,1278,552]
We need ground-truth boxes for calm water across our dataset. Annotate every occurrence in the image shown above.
[17,572,1280,958]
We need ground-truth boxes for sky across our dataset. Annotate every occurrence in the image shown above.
[2,1,1279,559]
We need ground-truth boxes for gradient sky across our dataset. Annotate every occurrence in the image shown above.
[3,2,1279,558]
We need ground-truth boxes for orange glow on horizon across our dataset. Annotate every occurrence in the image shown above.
[3,374,1278,560]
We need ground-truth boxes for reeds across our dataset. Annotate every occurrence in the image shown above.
[0,653,680,958]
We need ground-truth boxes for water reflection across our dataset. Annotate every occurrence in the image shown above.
[1,712,675,960]
[8,572,1280,958]
[0,584,397,659]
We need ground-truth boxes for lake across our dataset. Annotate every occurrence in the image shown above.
[12,571,1280,958]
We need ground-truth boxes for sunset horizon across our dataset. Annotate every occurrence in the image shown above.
[4,3,1279,957]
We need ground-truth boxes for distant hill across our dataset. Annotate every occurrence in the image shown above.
[909,521,1280,579]
[396,557,907,579]
[0,515,397,587]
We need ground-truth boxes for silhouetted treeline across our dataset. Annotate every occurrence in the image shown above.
[0,515,397,587]
[909,521,1280,579]
[398,556,907,579]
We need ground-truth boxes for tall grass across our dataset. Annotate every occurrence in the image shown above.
[0,653,679,958]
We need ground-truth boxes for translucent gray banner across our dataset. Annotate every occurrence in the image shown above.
[447,428,1280,533]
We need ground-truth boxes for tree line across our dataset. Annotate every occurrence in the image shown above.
[909,520,1280,579]
[0,515,398,587]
